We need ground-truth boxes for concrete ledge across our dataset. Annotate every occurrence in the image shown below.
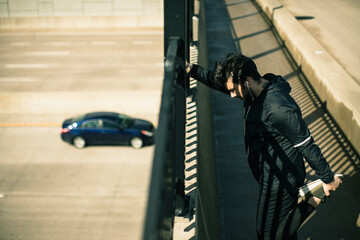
[255,0,360,154]
[0,16,163,30]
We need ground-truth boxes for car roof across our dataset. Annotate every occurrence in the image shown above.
[85,112,119,118]
[83,112,131,120]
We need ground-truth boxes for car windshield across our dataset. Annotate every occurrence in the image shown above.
[118,114,135,128]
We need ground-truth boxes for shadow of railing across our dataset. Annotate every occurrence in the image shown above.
[286,44,360,240]
[144,0,360,238]
[228,0,360,179]
[200,0,360,239]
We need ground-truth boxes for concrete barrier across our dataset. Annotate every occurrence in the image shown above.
[255,0,360,154]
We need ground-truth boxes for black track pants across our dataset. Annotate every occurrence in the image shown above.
[256,187,315,240]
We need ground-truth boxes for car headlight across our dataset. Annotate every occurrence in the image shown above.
[141,130,153,137]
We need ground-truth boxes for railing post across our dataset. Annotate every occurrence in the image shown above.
[164,0,190,60]
[173,37,187,215]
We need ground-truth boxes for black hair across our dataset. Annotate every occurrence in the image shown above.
[213,53,261,87]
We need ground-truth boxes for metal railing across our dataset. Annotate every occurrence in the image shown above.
[142,37,186,240]
[142,1,192,239]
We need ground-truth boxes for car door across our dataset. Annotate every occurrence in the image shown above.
[80,119,103,144]
[100,120,129,145]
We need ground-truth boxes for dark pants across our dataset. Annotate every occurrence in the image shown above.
[256,186,315,240]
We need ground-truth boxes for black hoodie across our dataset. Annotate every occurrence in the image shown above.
[190,65,334,193]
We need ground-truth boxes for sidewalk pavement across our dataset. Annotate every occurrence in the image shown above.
[276,0,360,86]
[202,0,360,239]
[255,0,360,155]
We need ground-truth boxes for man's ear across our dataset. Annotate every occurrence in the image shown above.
[245,76,254,86]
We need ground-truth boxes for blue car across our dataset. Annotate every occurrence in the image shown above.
[61,112,155,149]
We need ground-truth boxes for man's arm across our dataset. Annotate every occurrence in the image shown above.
[187,63,230,95]
[268,105,341,195]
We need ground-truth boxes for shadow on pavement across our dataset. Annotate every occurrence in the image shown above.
[205,0,360,239]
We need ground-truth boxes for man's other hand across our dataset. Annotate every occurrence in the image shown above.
[323,175,342,196]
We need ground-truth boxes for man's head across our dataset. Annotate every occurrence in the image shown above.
[213,54,261,101]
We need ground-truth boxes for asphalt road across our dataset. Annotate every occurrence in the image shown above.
[0,30,163,123]
[0,30,163,240]
[0,31,163,92]
[0,127,154,240]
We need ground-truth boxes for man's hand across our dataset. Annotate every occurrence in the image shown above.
[323,175,342,196]
[186,61,192,73]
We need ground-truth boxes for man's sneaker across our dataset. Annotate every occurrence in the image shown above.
[299,173,343,202]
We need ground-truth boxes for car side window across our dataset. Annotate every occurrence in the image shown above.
[82,120,100,129]
[102,121,120,130]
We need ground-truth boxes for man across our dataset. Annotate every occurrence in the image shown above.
[186,54,342,239]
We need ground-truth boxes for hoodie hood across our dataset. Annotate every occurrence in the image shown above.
[263,73,291,94]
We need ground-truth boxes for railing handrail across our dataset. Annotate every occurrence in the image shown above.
[142,37,185,240]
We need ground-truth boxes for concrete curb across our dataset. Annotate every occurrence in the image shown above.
[0,16,163,30]
[255,0,360,154]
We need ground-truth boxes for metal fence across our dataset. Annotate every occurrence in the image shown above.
[142,0,192,239]
[142,37,186,240]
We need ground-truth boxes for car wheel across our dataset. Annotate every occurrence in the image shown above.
[130,137,143,149]
[73,136,86,149]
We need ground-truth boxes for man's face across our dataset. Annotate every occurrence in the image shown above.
[226,76,252,101]
[226,76,244,100]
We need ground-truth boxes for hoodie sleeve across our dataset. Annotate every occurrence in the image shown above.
[268,105,334,183]
[189,64,230,95]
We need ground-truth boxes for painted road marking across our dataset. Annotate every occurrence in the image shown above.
[1,31,162,37]
[0,78,40,82]
[45,41,71,46]
[10,42,31,46]
[133,41,153,45]
[91,41,117,45]
[0,123,60,127]
[26,51,70,56]
[5,64,49,68]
